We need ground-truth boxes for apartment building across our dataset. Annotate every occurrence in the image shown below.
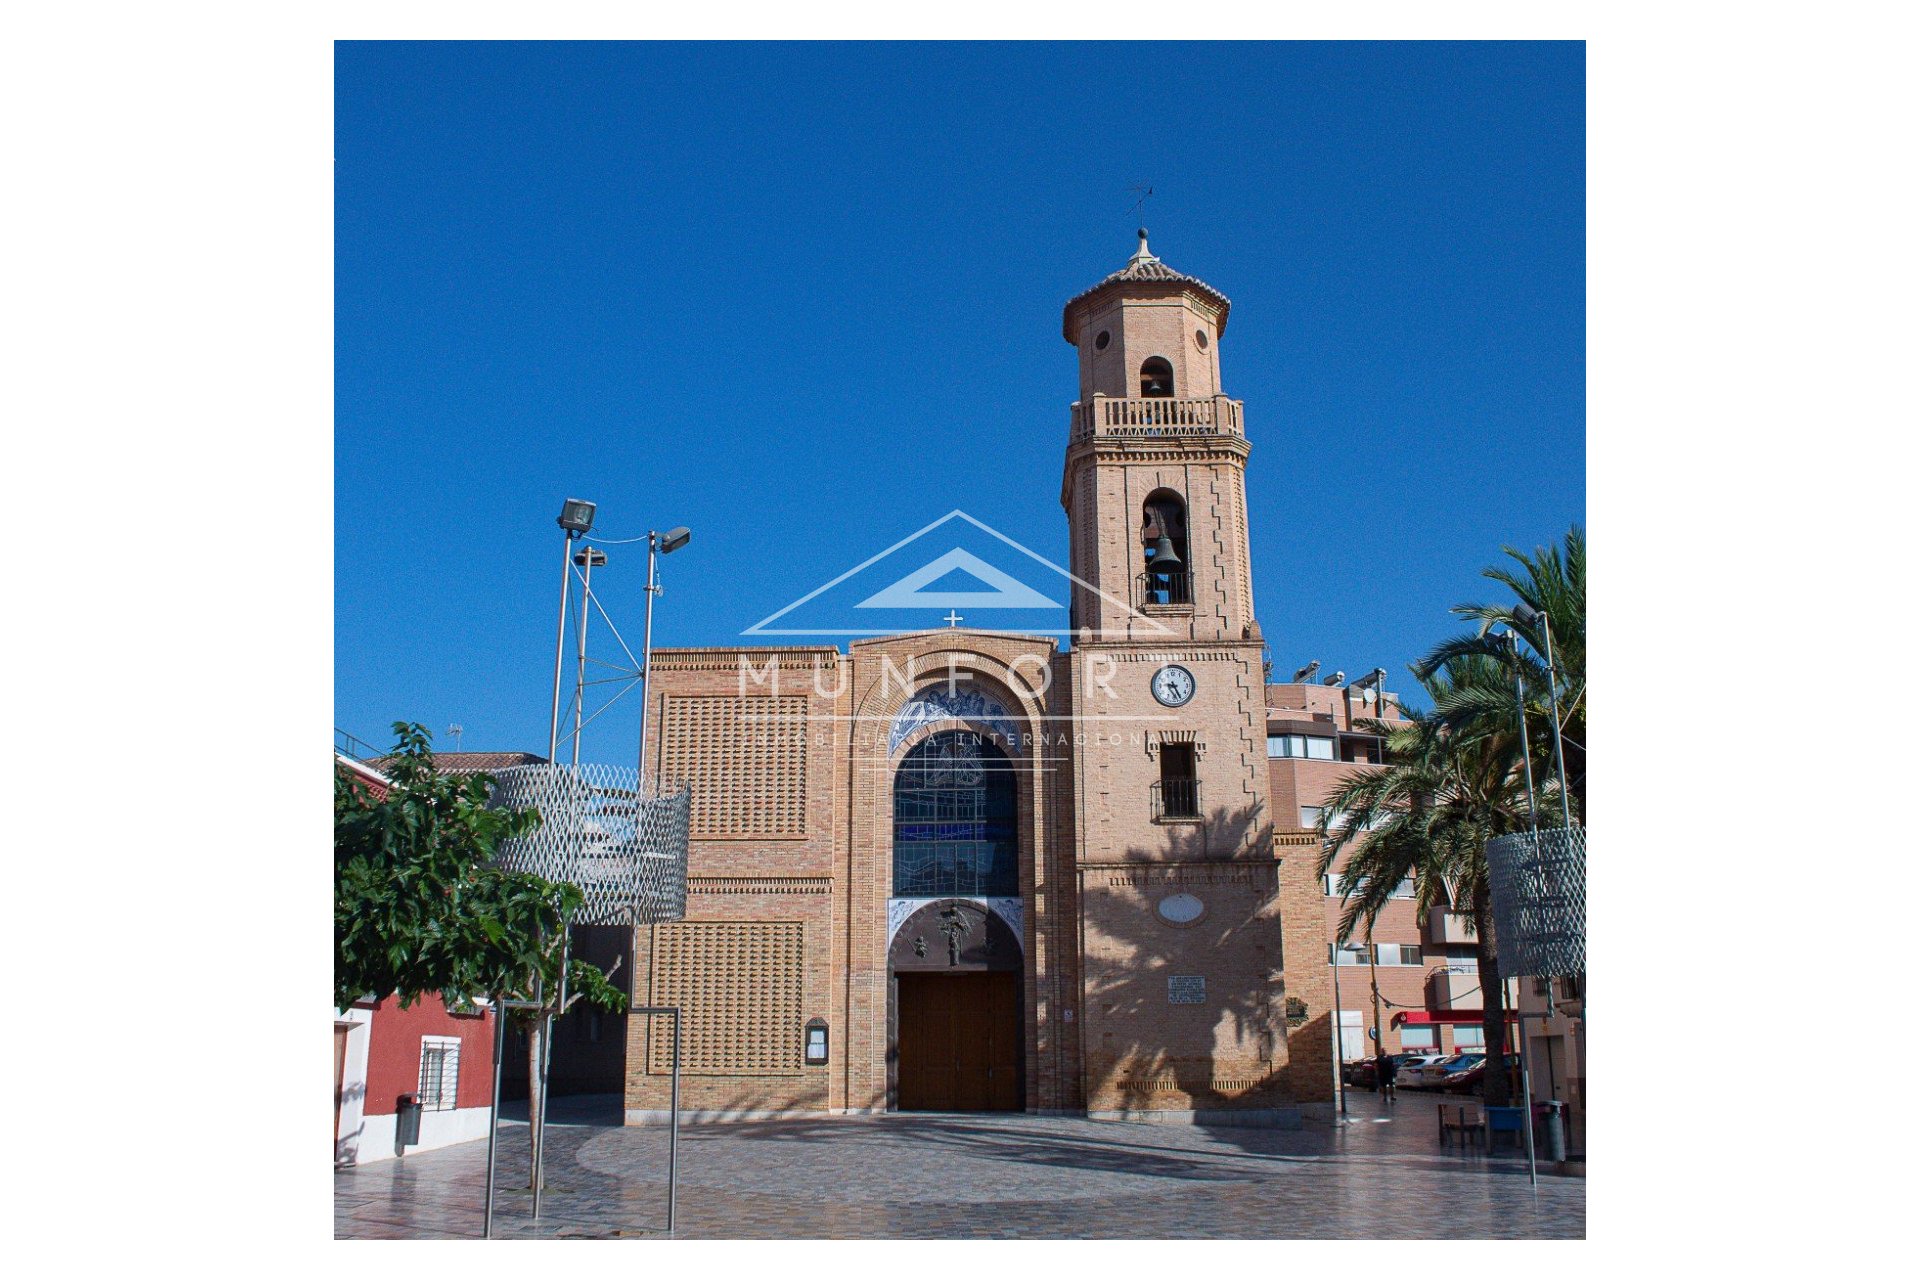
[1264,673,1514,1066]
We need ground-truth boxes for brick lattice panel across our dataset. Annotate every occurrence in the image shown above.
[661,695,809,839]
[648,921,805,1075]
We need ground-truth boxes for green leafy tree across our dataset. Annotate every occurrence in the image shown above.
[335,723,627,1178]
[1315,658,1560,1107]
[1415,526,1585,818]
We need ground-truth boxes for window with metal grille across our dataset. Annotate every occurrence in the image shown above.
[1153,742,1199,820]
[418,1037,460,1112]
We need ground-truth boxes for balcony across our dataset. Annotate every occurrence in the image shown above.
[1427,968,1483,1012]
[1070,395,1245,443]
[1150,778,1201,822]
[1135,569,1193,609]
[1425,907,1478,945]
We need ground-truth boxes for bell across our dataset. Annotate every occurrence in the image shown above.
[1145,535,1182,569]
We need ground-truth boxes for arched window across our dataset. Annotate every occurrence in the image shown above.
[1139,356,1174,398]
[893,730,1019,897]
[1141,490,1191,605]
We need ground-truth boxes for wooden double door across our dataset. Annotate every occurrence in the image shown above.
[896,972,1022,1112]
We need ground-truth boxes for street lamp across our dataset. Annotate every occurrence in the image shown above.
[636,526,692,793]
[548,499,597,760]
[1511,602,1574,831]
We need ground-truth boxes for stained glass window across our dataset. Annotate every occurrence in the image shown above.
[892,731,1019,897]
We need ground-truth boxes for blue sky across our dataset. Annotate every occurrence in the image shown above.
[336,40,1584,761]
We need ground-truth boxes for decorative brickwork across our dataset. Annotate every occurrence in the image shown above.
[661,695,810,839]
[690,876,832,897]
[648,921,806,1075]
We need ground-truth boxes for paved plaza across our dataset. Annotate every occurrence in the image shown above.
[337,1090,1582,1243]
[337,1088,1583,1240]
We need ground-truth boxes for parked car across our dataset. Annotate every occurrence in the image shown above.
[1441,1053,1523,1095]
[1345,1052,1437,1089]
[1402,1053,1484,1089]
[1385,1054,1451,1087]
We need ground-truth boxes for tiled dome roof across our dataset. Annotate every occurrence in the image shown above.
[1062,230,1231,340]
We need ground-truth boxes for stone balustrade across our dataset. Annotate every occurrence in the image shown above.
[1069,394,1245,442]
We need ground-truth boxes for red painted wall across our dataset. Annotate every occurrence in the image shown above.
[361,994,496,1115]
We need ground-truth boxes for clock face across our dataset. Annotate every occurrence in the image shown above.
[1151,664,1196,707]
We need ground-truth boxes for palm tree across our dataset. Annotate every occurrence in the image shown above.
[1316,657,1559,1107]
[1416,526,1585,818]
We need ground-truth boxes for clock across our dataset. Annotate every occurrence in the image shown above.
[1151,664,1196,707]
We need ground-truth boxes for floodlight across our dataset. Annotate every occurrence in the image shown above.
[557,498,597,534]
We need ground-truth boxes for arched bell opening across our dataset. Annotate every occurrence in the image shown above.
[1141,488,1191,606]
[1139,355,1175,398]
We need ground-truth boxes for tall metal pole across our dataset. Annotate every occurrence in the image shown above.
[570,551,596,767]
[636,534,660,794]
[1509,632,1540,833]
[1538,616,1574,832]
[1365,925,1385,1059]
[483,994,507,1239]
[668,1008,681,1235]
[548,531,576,762]
[532,923,570,1220]
[1330,938,1348,1117]
[1504,631,1542,1183]
[1516,991,1539,1187]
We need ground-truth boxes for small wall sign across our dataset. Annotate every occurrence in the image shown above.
[1168,975,1206,1005]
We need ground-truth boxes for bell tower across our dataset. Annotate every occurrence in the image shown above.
[1061,233,1312,1124]
[1060,230,1257,645]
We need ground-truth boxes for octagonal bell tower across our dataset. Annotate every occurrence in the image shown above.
[1060,229,1257,646]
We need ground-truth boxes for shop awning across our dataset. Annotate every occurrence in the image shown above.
[1393,1010,1518,1026]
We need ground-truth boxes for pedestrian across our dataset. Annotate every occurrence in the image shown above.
[1376,1050,1397,1101]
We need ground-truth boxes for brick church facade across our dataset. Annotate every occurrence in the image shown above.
[623,233,1336,1125]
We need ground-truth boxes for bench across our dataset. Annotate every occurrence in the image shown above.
[1438,1102,1483,1147]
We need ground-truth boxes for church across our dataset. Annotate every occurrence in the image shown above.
[623,232,1338,1125]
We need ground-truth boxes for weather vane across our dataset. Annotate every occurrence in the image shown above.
[1128,183,1154,222]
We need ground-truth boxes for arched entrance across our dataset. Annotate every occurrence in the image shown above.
[888,730,1024,1112]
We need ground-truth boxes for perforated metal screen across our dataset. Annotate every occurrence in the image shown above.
[1485,826,1586,978]
[487,763,690,926]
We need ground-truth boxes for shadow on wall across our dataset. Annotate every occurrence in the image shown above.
[1080,798,1314,1123]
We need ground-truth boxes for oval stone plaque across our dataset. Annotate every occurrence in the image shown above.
[1157,892,1204,924]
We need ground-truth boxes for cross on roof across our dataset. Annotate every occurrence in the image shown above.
[944,610,963,628]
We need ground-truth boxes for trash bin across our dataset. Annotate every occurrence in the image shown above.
[1539,1099,1568,1163]
[395,1093,423,1150]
